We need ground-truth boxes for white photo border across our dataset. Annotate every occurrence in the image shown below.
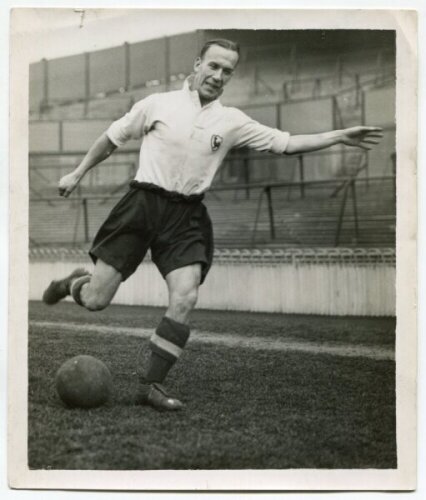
[7,6,418,492]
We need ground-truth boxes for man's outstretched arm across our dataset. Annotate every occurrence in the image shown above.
[284,126,383,155]
[58,132,117,197]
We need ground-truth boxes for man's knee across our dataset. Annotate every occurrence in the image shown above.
[76,259,122,311]
[84,299,108,312]
[170,287,199,315]
[165,264,201,322]
[81,287,111,311]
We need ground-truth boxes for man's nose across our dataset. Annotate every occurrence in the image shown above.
[212,70,223,82]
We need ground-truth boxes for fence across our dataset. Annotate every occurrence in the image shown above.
[282,67,395,102]
[30,134,394,196]
[29,95,336,152]
[28,124,396,248]
[29,247,396,316]
[29,99,396,183]
[30,30,395,115]
[29,145,372,195]
[29,174,396,248]
[30,32,200,112]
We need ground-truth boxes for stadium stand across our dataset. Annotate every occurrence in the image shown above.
[28,30,396,314]
[29,176,395,248]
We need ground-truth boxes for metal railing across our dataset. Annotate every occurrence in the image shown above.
[245,175,395,247]
[29,173,396,248]
[219,147,372,197]
[31,46,395,121]
[29,140,396,248]
[282,68,395,103]
[29,147,372,202]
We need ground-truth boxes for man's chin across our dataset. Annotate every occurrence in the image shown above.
[202,87,222,100]
[200,90,218,102]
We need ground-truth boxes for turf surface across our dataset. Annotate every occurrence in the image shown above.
[28,301,396,470]
[29,301,396,346]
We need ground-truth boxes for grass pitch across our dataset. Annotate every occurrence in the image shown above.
[28,301,396,470]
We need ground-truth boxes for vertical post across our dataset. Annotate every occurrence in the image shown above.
[244,156,250,199]
[164,36,170,91]
[58,121,63,152]
[82,198,89,243]
[84,52,90,117]
[265,186,276,240]
[376,49,383,83]
[124,42,130,90]
[290,44,297,77]
[313,78,321,98]
[298,155,305,199]
[350,180,359,244]
[335,181,350,246]
[283,82,289,102]
[42,58,49,112]
[391,152,396,201]
[276,103,281,130]
[355,73,360,107]
[365,151,369,191]
[251,189,265,247]
[332,95,337,129]
[360,90,366,126]
[337,56,343,86]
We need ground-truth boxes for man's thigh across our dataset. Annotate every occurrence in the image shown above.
[82,258,123,305]
[89,188,155,280]
[164,264,202,323]
[151,202,213,284]
[165,264,202,295]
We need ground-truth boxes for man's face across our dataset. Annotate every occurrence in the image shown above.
[192,45,239,105]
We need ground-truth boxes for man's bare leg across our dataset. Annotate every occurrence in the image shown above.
[43,259,122,311]
[164,264,202,324]
[137,264,202,411]
[77,260,122,311]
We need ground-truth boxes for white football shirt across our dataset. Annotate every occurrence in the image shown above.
[106,79,290,195]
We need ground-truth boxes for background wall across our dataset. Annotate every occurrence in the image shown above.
[29,254,396,316]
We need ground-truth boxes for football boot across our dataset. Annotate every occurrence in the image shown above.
[42,268,90,305]
[135,382,184,411]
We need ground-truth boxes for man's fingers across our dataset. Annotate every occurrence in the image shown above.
[362,138,381,145]
[59,187,72,198]
[363,126,383,132]
[365,133,383,139]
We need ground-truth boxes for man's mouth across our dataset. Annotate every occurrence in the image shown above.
[205,82,221,91]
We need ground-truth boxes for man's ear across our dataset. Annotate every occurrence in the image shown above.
[193,57,202,72]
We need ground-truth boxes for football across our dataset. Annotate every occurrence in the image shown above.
[55,355,112,408]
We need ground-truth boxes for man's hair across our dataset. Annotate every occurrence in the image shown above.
[199,39,240,60]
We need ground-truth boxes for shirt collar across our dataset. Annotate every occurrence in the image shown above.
[183,75,222,110]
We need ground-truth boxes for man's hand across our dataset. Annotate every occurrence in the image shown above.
[340,126,383,150]
[57,133,117,197]
[285,126,384,155]
[58,171,82,198]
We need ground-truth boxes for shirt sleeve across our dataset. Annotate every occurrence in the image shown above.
[232,110,290,154]
[106,95,155,147]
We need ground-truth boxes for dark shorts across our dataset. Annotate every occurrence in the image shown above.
[89,182,214,284]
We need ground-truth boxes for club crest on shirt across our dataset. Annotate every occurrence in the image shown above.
[211,134,223,152]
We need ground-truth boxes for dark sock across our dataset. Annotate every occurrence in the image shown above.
[142,317,190,384]
[69,275,91,306]
[144,353,174,384]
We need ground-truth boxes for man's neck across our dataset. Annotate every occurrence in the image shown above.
[186,75,219,107]
[199,95,214,107]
